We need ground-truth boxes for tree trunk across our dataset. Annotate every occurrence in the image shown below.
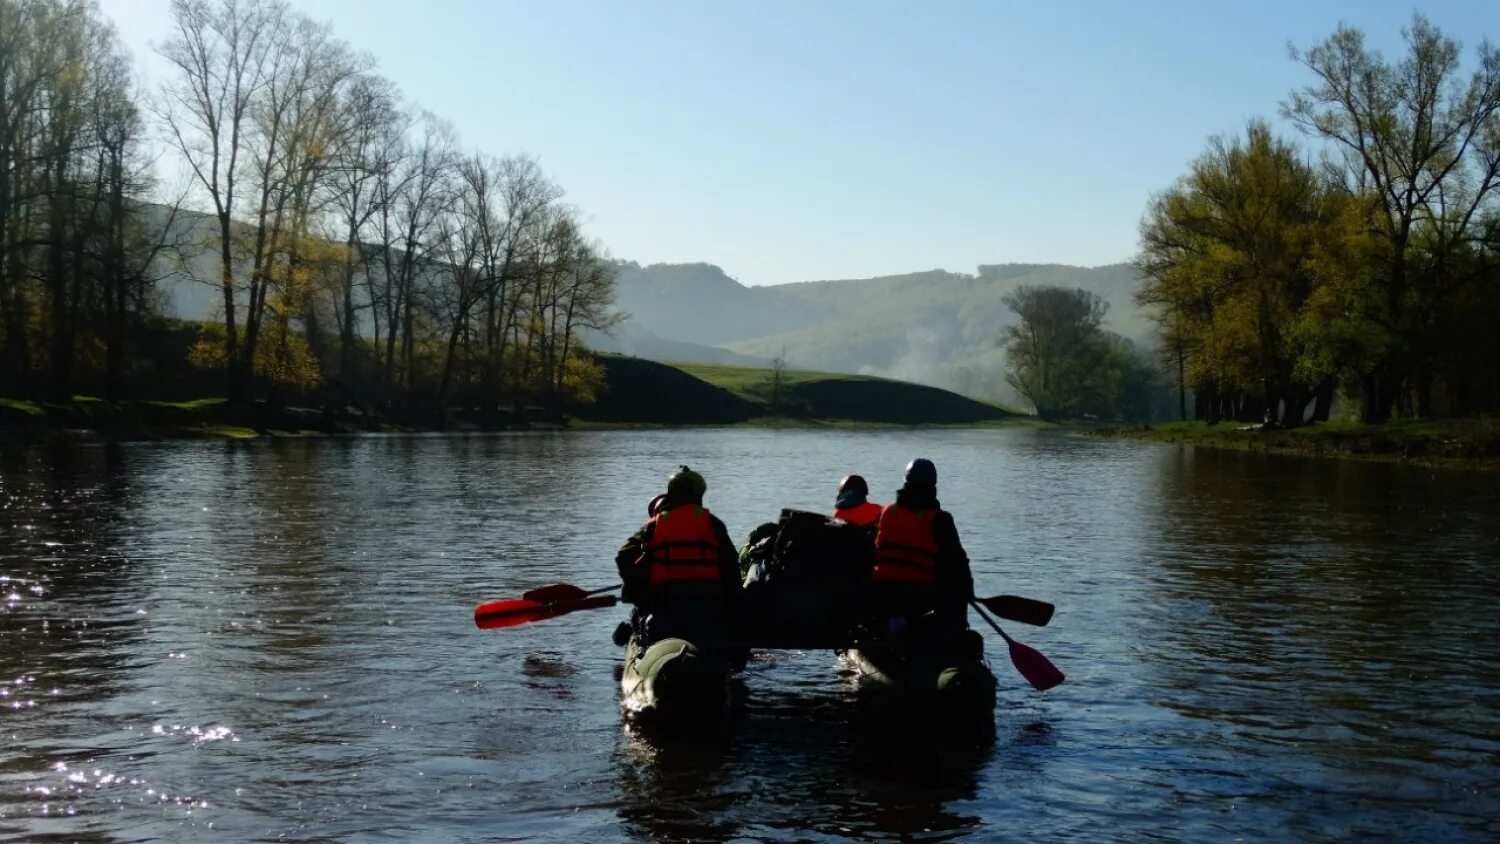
[1239,393,1266,425]
[340,236,358,382]
[217,210,243,405]
[1312,376,1335,423]
[1415,367,1433,418]
[1361,370,1393,424]
[1176,339,1187,421]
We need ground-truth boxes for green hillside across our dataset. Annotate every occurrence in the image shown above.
[574,356,760,424]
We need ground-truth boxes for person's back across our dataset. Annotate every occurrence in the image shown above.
[869,458,973,638]
[616,466,741,644]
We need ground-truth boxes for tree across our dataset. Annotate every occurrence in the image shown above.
[325,73,400,383]
[1000,285,1108,419]
[159,0,289,404]
[369,112,454,399]
[769,345,787,410]
[1137,123,1369,425]
[0,0,166,401]
[1284,14,1500,420]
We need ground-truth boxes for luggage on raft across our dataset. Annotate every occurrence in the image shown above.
[739,509,873,648]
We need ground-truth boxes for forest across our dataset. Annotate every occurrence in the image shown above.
[1135,16,1500,425]
[0,0,617,419]
[998,16,1500,426]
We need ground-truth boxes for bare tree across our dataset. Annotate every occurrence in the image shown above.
[158,0,288,403]
[769,345,787,411]
[369,112,454,398]
[325,72,401,382]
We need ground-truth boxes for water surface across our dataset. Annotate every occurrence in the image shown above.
[2,429,1497,841]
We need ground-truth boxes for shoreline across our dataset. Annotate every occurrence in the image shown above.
[1091,418,1500,472]
[0,397,1041,446]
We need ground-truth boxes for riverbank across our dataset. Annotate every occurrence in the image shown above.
[1092,417,1500,471]
[0,396,412,444]
[1,358,1019,444]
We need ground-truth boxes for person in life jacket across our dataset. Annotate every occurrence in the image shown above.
[832,474,883,528]
[615,465,741,644]
[868,457,975,638]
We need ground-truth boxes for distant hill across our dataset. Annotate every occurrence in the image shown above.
[609,261,831,346]
[576,357,1013,425]
[607,261,1147,405]
[578,321,768,367]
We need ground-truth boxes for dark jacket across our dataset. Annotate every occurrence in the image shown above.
[876,485,974,625]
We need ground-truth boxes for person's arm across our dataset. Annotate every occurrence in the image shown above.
[934,511,974,614]
[616,522,652,605]
[712,516,743,598]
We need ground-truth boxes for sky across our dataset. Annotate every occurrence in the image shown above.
[103,0,1497,286]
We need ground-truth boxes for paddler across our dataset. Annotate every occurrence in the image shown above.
[868,458,975,643]
[832,473,882,528]
[616,465,742,646]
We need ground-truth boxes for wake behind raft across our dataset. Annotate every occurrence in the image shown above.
[475,509,1063,727]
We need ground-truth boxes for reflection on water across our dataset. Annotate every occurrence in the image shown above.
[1,430,1498,841]
[617,675,992,844]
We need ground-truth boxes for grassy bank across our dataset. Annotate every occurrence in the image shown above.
[2,357,1019,443]
[0,396,412,444]
[1093,417,1500,470]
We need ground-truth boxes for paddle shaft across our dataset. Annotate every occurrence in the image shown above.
[970,600,1015,644]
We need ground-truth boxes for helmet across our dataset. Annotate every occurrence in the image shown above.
[647,493,668,516]
[904,458,937,487]
[666,465,707,499]
[838,474,868,495]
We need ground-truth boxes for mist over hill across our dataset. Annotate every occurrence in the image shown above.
[601,261,1148,404]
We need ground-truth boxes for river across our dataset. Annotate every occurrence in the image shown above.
[2,428,1497,842]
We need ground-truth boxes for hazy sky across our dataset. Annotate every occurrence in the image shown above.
[104,0,1495,285]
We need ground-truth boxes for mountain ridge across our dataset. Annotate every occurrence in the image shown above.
[605,260,1148,405]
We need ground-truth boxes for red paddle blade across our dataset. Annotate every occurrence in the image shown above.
[477,606,555,629]
[475,598,546,628]
[474,595,619,630]
[521,584,589,604]
[1008,639,1065,691]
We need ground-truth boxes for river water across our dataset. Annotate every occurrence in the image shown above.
[1,428,1497,842]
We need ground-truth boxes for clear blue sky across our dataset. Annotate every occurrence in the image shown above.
[105,0,1496,285]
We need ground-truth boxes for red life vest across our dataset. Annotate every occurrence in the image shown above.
[646,504,722,586]
[871,504,939,584]
[833,501,883,527]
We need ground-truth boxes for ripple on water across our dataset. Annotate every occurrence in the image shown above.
[1,432,1498,841]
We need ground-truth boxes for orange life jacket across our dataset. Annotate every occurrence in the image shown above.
[646,504,722,586]
[871,503,939,584]
[833,501,883,527]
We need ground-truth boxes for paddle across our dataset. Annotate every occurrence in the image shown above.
[970,600,1065,691]
[521,583,621,604]
[975,594,1055,627]
[474,593,618,630]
